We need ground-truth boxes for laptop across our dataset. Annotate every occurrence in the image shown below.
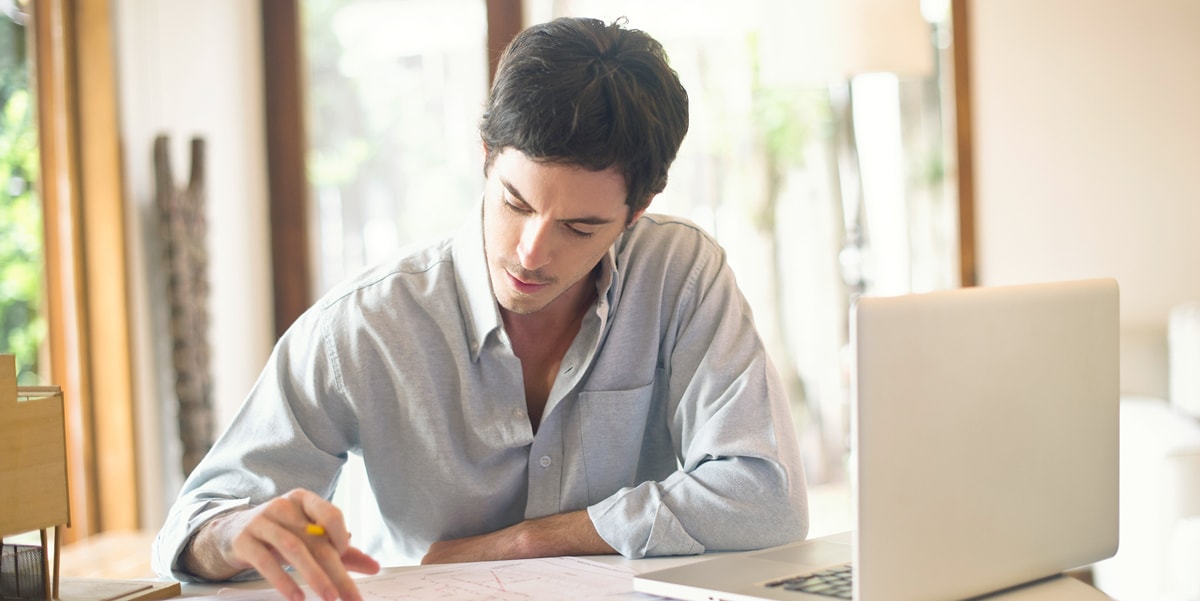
[634,278,1120,601]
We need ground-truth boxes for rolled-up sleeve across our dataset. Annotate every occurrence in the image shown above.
[587,217,809,557]
[152,309,354,581]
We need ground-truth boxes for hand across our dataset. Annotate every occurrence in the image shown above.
[183,489,380,601]
[421,510,614,564]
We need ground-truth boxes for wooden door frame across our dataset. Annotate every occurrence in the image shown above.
[33,0,138,540]
[260,0,314,339]
[951,0,977,287]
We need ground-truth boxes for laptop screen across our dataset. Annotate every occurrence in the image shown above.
[851,278,1120,601]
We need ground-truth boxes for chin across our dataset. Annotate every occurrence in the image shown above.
[499,297,547,316]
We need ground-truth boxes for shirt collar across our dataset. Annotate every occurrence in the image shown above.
[452,202,624,362]
[452,202,502,362]
[596,236,619,316]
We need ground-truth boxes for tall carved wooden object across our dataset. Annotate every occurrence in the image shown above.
[154,136,213,477]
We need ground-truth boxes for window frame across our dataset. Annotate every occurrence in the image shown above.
[33,0,138,541]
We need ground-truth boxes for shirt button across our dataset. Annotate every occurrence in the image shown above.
[513,408,526,419]
[539,456,552,468]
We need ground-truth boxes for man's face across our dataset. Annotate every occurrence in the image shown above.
[483,148,641,317]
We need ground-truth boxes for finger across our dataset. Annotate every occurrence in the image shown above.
[340,547,381,576]
[310,543,366,601]
[260,493,321,536]
[248,511,341,601]
[288,489,352,555]
[256,556,308,601]
[265,493,346,561]
[258,490,364,601]
[228,527,307,601]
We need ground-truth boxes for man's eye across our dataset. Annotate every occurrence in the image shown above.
[503,199,532,214]
[566,225,596,238]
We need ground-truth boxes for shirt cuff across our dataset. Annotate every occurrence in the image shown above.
[588,483,706,558]
[152,497,258,582]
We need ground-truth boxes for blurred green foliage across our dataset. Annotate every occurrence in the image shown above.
[1,13,46,385]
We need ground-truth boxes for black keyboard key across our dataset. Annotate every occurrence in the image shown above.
[765,564,854,598]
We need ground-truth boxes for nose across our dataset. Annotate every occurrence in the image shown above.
[516,218,552,270]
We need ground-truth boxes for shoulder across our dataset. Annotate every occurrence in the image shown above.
[269,236,464,395]
[316,237,457,314]
[621,213,723,257]
[617,213,727,273]
[610,214,737,311]
[629,213,718,241]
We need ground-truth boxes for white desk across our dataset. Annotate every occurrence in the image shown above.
[172,552,1113,601]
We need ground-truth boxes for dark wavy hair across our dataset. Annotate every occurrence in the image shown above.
[480,17,689,216]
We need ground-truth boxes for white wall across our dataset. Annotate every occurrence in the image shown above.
[114,0,274,528]
[969,0,1200,398]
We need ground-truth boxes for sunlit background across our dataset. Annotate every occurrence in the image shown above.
[6,1,1200,597]
[301,1,959,503]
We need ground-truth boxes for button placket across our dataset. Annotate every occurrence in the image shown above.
[525,413,564,518]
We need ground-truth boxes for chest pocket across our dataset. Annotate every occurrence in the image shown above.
[577,380,671,501]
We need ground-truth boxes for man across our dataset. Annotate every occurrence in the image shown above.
[153,16,808,601]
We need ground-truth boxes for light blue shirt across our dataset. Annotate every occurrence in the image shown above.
[152,210,808,580]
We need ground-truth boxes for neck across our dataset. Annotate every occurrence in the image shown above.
[502,273,596,341]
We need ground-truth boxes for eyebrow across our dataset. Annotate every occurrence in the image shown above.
[501,179,618,226]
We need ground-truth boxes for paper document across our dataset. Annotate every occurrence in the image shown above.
[197,557,662,601]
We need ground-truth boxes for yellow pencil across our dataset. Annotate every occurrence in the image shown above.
[305,523,326,536]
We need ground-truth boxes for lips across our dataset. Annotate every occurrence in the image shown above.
[507,271,549,295]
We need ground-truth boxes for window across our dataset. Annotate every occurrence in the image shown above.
[0,1,45,386]
[303,0,490,293]
[300,0,494,544]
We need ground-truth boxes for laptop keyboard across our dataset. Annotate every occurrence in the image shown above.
[764,564,853,599]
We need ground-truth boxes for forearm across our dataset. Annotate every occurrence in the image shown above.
[179,510,251,581]
[422,510,614,564]
[515,510,616,557]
